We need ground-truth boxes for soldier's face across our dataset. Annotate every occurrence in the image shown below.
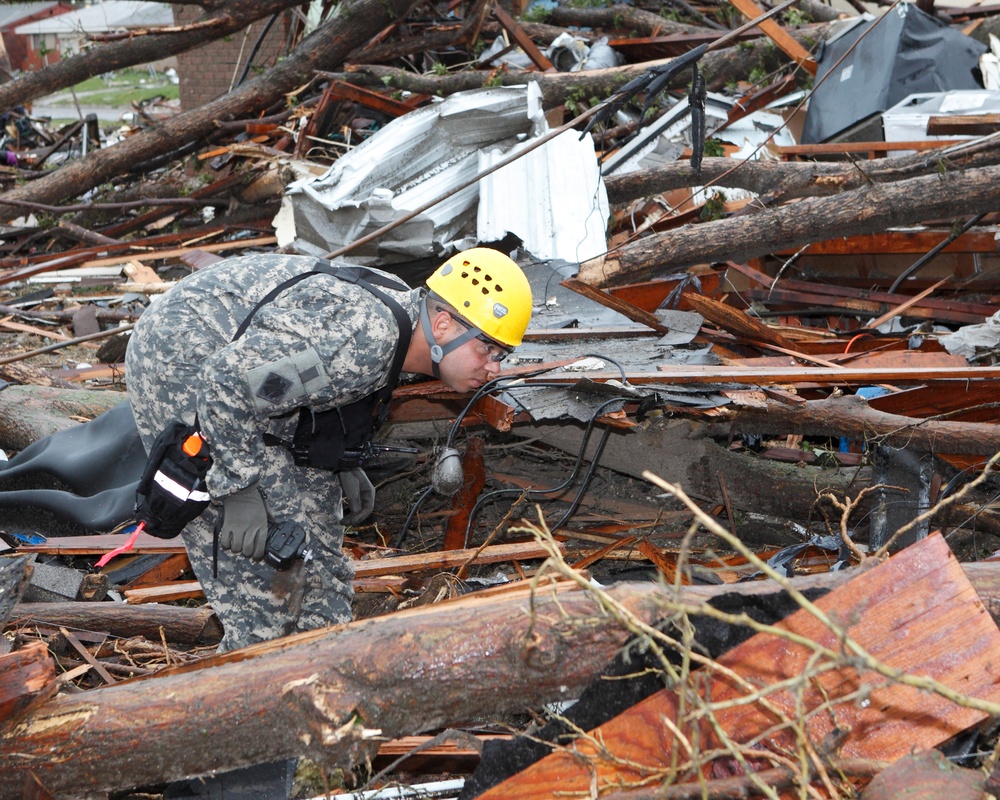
[438,319,504,392]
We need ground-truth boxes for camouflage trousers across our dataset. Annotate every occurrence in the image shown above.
[126,337,354,653]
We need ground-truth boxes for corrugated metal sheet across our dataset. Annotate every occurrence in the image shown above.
[283,85,547,264]
[281,82,609,266]
[478,129,609,263]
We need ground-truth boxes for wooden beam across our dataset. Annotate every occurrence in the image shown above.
[927,114,1000,137]
[727,0,816,74]
[774,140,963,157]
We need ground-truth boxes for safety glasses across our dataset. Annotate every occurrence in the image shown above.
[443,309,512,363]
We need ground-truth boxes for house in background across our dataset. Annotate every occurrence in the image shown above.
[171,4,292,111]
[0,3,73,73]
[14,1,173,70]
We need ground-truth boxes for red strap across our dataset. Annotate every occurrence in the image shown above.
[95,522,145,568]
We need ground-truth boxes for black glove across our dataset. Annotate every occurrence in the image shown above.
[339,468,375,526]
[218,484,269,560]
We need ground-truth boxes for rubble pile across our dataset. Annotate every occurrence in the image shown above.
[3,0,1000,798]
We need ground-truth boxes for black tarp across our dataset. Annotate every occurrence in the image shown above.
[801,4,986,144]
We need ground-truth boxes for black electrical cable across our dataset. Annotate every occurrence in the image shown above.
[460,395,627,548]
[548,425,613,531]
[391,370,554,549]
[393,356,634,550]
[233,13,279,90]
[887,213,986,296]
[393,484,435,549]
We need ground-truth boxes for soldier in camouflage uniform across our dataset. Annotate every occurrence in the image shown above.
[126,248,532,652]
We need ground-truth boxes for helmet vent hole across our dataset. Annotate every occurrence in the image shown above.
[481,287,489,294]
[495,284,503,292]
[471,278,479,286]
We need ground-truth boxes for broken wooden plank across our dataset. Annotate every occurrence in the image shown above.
[927,113,1000,136]
[0,320,72,341]
[444,436,486,551]
[15,532,186,557]
[123,581,204,605]
[682,291,798,351]
[59,627,116,685]
[0,641,58,723]
[490,6,556,72]
[472,534,1000,798]
[728,0,817,74]
[561,278,671,333]
[15,536,565,576]
[773,140,965,158]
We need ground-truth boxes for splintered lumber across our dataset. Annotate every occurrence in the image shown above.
[0,641,57,723]
[723,392,1000,455]
[472,534,1000,799]
[16,538,562,575]
[681,292,798,351]
[727,0,817,73]
[6,603,223,646]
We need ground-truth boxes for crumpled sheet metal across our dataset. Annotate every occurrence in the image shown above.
[478,127,609,263]
[281,84,547,263]
[939,308,1000,359]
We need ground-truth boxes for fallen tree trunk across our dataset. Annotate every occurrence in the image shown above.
[7,602,223,646]
[722,393,1000,456]
[602,135,1000,206]
[3,562,1000,798]
[0,0,423,221]
[579,163,1000,287]
[0,579,679,796]
[344,23,831,106]
[546,3,723,34]
[0,385,123,451]
[0,0,307,111]
[522,418,870,521]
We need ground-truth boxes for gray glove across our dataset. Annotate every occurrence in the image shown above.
[339,468,375,526]
[218,484,269,560]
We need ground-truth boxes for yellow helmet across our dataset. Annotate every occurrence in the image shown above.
[426,248,532,347]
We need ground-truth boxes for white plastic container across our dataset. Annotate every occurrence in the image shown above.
[882,90,1000,155]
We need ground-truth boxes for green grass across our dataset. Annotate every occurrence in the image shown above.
[49,68,179,106]
[42,68,179,127]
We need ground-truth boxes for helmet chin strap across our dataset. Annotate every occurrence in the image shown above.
[419,295,480,379]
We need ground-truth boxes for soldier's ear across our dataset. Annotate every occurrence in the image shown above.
[430,309,455,340]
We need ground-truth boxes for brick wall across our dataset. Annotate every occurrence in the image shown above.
[172,5,293,111]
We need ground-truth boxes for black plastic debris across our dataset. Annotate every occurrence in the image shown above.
[801,4,987,144]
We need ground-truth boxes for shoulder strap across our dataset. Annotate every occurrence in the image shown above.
[232,260,413,391]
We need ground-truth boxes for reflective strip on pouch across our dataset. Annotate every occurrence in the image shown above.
[153,470,211,502]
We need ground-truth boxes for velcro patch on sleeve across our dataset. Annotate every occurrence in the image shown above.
[288,347,329,396]
[246,357,305,413]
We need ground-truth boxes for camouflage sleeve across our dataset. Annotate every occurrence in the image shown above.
[196,293,401,497]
